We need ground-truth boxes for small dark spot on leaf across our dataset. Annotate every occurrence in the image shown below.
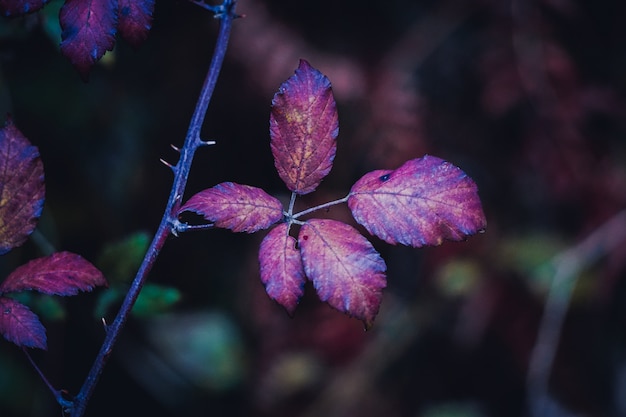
[379,174,390,182]
[4,308,11,315]
[302,235,309,240]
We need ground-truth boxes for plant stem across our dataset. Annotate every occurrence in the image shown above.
[23,348,73,411]
[67,2,238,416]
[527,210,626,416]
[292,195,350,219]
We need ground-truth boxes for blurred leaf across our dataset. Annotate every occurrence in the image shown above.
[498,234,564,293]
[434,259,482,297]
[39,0,63,46]
[97,231,150,283]
[422,403,486,417]
[145,311,246,391]
[94,283,181,319]
[10,292,65,321]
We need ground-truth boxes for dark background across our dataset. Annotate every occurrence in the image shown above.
[2,0,626,416]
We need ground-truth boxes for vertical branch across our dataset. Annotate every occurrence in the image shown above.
[67,2,238,416]
[527,210,626,415]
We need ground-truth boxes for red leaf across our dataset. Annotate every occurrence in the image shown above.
[258,223,305,315]
[0,0,47,16]
[0,119,44,255]
[0,252,107,296]
[298,219,386,329]
[0,297,46,349]
[60,0,118,79]
[270,59,338,195]
[118,0,154,48]
[348,155,486,247]
[179,182,284,233]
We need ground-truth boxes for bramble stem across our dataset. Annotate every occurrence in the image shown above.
[67,2,238,416]
[23,348,73,411]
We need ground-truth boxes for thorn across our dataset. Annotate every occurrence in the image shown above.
[101,318,108,333]
[160,158,175,171]
[200,138,217,146]
[170,218,186,237]
[170,144,180,152]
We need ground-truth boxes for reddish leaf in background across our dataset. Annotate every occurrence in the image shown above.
[298,219,387,329]
[348,155,486,247]
[0,0,47,16]
[0,252,107,296]
[0,297,46,349]
[259,223,305,315]
[270,59,338,195]
[60,0,118,79]
[118,0,154,48]
[179,182,284,233]
[0,119,44,255]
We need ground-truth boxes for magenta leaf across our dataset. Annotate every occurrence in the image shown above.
[60,0,118,79]
[298,219,386,329]
[258,223,305,315]
[0,297,46,349]
[179,182,284,233]
[0,0,47,16]
[0,252,107,296]
[118,0,154,48]
[0,119,45,255]
[348,155,487,247]
[270,59,338,195]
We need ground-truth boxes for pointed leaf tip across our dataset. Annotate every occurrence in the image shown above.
[270,59,338,195]
[298,219,386,328]
[348,155,487,247]
[179,182,284,233]
[60,0,118,79]
[0,297,47,349]
[259,223,305,315]
[0,119,45,255]
[0,252,107,296]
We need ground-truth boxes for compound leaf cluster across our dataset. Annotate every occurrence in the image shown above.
[0,118,107,350]
[178,59,487,328]
[1,0,154,79]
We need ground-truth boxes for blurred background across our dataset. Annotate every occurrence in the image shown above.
[1,0,626,416]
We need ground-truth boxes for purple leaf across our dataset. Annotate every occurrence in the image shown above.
[0,252,107,296]
[270,59,338,195]
[348,155,487,247]
[60,0,118,79]
[118,0,154,48]
[0,0,48,16]
[298,219,386,329]
[258,223,305,315]
[179,182,284,233]
[0,297,46,349]
[0,118,45,255]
